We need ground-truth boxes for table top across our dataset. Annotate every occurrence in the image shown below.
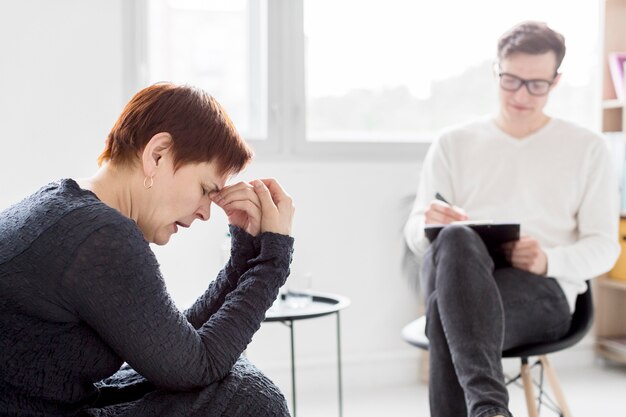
[264,290,351,322]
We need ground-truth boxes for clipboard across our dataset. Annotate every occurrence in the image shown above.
[424,221,520,246]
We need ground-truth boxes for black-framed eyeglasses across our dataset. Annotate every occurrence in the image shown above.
[498,72,555,96]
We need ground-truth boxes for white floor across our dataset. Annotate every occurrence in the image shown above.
[291,346,626,417]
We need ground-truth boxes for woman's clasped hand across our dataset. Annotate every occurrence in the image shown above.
[210,178,295,237]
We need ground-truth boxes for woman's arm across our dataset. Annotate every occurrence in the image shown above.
[183,224,257,329]
[183,181,266,328]
[61,221,293,391]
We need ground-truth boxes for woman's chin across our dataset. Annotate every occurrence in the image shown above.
[152,232,173,246]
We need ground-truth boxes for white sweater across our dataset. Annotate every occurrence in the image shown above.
[404,117,621,311]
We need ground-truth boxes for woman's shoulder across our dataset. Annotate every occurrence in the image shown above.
[1,178,131,231]
[54,179,146,249]
[0,179,144,263]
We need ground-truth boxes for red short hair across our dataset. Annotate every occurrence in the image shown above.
[99,83,253,176]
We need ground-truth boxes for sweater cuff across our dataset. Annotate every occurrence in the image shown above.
[544,247,565,278]
[229,225,257,274]
[252,231,295,272]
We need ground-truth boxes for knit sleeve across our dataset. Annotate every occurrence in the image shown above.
[404,133,455,259]
[544,140,621,282]
[60,222,294,391]
[184,225,257,329]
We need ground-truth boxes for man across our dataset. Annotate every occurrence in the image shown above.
[404,21,619,417]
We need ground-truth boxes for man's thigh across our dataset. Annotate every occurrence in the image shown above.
[494,267,572,350]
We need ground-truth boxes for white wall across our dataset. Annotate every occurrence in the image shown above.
[0,0,424,394]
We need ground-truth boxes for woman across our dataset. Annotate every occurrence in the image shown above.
[0,83,295,416]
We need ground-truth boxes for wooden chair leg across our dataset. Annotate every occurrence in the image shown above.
[539,355,572,417]
[521,359,539,417]
[420,350,429,384]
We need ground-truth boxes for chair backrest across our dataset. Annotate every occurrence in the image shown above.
[502,283,593,358]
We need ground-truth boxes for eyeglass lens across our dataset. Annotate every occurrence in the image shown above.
[499,74,551,96]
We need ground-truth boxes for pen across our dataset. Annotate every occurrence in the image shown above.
[435,192,451,205]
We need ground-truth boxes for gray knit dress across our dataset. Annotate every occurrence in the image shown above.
[0,179,294,417]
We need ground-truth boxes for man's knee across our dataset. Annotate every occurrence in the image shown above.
[437,224,481,247]
[433,225,492,267]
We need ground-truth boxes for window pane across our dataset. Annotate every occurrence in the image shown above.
[147,0,267,140]
[303,0,599,142]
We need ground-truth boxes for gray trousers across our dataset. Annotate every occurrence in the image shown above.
[421,225,572,417]
[82,357,290,417]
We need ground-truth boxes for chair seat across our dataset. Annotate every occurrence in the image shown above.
[401,316,429,350]
[401,284,593,358]
[402,283,592,417]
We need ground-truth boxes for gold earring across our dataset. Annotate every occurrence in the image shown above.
[143,176,154,189]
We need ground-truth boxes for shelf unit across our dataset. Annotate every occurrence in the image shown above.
[596,0,626,364]
[594,275,626,362]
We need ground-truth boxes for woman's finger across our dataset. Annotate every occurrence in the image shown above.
[224,200,261,218]
[212,182,258,202]
[214,187,261,210]
[259,178,290,205]
[219,181,254,198]
[222,200,262,236]
[253,179,293,235]
[253,179,278,212]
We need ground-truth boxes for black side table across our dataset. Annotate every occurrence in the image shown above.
[263,291,351,417]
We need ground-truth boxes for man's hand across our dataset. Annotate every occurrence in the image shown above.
[502,236,548,275]
[424,200,468,224]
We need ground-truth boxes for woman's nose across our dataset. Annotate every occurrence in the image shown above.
[196,201,211,221]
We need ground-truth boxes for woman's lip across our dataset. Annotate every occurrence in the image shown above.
[175,221,190,228]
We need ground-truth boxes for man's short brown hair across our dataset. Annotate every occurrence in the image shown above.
[498,21,566,73]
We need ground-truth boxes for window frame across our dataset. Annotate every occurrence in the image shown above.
[122,0,446,162]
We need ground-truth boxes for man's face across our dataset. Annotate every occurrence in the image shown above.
[497,52,560,124]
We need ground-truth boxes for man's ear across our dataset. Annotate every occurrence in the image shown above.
[551,73,562,89]
[141,132,173,177]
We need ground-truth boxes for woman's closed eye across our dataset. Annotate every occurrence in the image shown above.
[201,182,215,196]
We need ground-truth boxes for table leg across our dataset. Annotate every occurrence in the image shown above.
[336,312,343,417]
[289,320,297,417]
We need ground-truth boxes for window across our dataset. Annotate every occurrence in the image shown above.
[132,0,600,156]
[303,0,601,143]
[145,0,267,141]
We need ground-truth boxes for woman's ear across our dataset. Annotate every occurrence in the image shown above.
[141,132,173,177]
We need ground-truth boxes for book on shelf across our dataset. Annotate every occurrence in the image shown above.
[608,52,626,101]
[603,132,626,213]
